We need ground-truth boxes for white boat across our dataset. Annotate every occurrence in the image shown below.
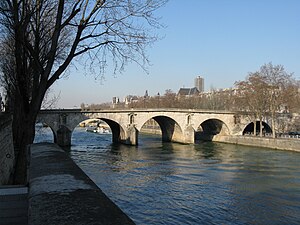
[96,126,111,134]
[86,126,111,134]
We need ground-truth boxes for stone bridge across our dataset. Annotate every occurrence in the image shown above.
[37,108,268,146]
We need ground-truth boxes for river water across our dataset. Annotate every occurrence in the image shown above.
[35,127,300,225]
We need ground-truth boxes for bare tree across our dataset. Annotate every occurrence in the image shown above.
[235,63,297,138]
[0,0,167,184]
[234,72,268,136]
[261,63,294,138]
[281,79,300,113]
[161,89,177,108]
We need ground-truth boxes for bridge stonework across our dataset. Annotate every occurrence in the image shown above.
[37,109,254,147]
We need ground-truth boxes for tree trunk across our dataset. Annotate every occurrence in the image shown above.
[12,97,38,184]
[259,117,263,137]
[253,118,257,136]
[271,112,276,139]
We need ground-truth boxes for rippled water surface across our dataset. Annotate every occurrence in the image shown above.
[35,127,300,224]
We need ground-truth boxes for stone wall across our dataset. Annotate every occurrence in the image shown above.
[213,135,300,152]
[0,114,15,184]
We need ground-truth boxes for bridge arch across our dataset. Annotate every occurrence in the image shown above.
[195,118,230,141]
[72,117,127,145]
[139,115,184,143]
[34,122,56,143]
[242,121,272,135]
[37,112,129,146]
[98,118,126,143]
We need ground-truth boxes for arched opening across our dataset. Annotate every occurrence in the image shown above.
[82,119,111,134]
[129,114,134,124]
[140,116,183,143]
[101,118,126,143]
[34,122,55,143]
[196,119,229,141]
[72,118,125,145]
[140,118,161,135]
[242,121,272,135]
[187,115,191,125]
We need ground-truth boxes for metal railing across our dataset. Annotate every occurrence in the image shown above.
[243,132,300,139]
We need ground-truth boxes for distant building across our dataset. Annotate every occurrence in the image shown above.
[124,95,139,105]
[194,76,204,92]
[144,90,149,98]
[112,97,119,104]
[177,87,199,97]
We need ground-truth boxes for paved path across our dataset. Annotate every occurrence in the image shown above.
[0,186,28,225]
[1,143,134,225]
[29,143,135,225]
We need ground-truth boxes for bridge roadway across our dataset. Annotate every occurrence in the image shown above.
[37,108,256,146]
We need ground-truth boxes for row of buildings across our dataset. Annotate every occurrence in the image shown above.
[112,76,206,106]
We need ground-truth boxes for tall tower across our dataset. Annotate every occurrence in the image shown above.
[194,76,204,92]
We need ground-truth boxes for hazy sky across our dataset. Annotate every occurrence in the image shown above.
[53,0,300,108]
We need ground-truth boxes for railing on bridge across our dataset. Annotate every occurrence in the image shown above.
[243,132,300,139]
[39,108,238,114]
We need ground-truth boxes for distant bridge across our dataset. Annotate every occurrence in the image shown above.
[37,108,270,146]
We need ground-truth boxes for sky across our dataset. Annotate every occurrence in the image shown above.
[52,0,300,108]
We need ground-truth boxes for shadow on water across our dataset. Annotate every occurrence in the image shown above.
[194,140,220,159]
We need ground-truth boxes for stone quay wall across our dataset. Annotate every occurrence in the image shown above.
[0,114,15,184]
[214,135,300,152]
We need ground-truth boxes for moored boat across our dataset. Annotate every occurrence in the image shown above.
[86,126,111,134]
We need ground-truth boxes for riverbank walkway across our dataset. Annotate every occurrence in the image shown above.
[1,143,135,225]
